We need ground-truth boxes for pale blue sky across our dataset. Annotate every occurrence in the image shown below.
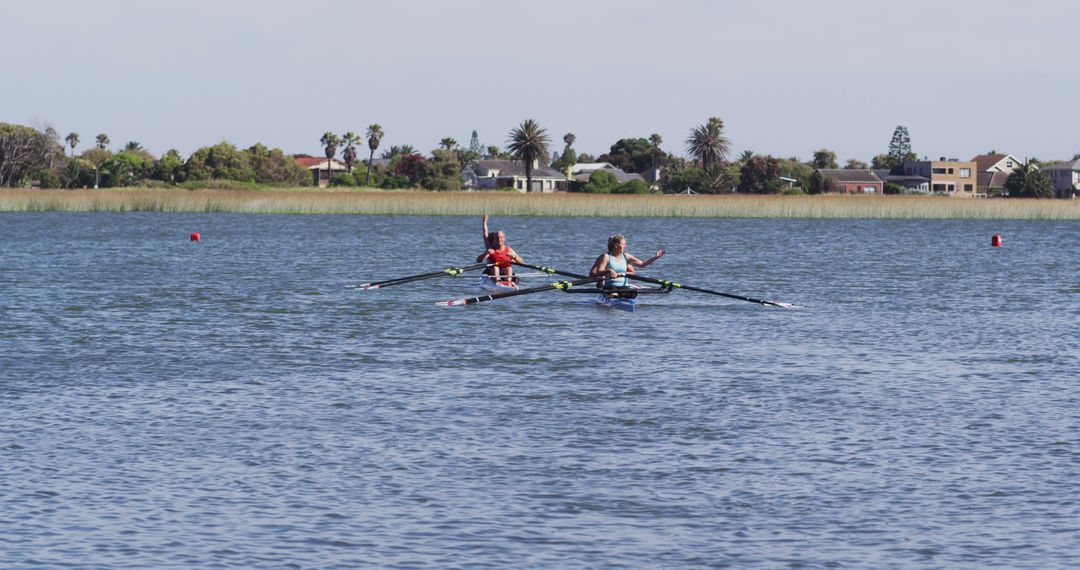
[3,0,1078,163]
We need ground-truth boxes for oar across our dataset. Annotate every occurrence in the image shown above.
[517,262,796,308]
[514,262,586,279]
[350,263,488,291]
[437,275,603,307]
[624,274,797,308]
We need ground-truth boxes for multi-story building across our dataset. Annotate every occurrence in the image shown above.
[1040,160,1080,199]
[902,157,979,197]
[971,153,1023,196]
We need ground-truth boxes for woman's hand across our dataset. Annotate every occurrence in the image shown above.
[654,249,665,259]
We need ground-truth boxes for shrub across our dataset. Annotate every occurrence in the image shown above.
[330,173,357,187]
[613,179,649,194]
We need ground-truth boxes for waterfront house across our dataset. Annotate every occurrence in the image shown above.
[873,170,931,192]
[473,159,567,192]
[902,158,979,197]
[971,153,1022,196]
[570,162,646,184]
[294,156,348,188]
[1040,160,1080,199]
[817,169,884,194]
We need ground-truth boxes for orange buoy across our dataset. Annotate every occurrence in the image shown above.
[190,232,201,242]
[991,234,1002,247]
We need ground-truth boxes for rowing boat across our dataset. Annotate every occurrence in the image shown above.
[478,275,519,293]
[595,291,637,312]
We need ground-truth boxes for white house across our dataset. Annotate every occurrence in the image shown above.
[472,160,567,192]
[1040,160,1080,199]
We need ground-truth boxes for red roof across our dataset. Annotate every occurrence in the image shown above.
[295,157,326,168]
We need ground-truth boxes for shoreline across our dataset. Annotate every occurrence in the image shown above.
[2,188,1079,219]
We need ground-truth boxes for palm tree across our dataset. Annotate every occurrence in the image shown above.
[95,133,110,150]
[341,131,360,173]
[365,124,383,186]
[648,133,663,171]
[124,141,144,152]
[507,119,551,193]
[439,137,457,151]
[738,150,755,163]
[320,131,342,187]
[563,132,575,147]
[65,132,79,157]
[685,117,731,174]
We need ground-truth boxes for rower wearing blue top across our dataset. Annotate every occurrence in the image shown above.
[590,234,665,287]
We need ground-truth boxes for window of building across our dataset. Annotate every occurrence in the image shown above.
[863,186,876,194]
[947,168,954,175]
[933,184,947,192]
[964,184,973,191]
[960,168,971,178]
[1006,160,1013,167]
[932,168,946,174]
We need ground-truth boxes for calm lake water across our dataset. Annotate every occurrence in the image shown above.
[1,212,1078,568]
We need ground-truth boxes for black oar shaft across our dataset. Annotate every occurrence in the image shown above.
[518,261,792,308]
[355,263,487,290]
[438,275,603,306]
[624,274,786,307]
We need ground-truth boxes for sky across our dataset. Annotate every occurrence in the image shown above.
[3,0,1079,163]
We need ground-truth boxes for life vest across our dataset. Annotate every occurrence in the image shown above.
[489,246,513,269]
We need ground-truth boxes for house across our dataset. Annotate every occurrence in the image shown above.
[473,159,567,192]
[873,170,931,192]
[294,156,348,187]
[971,153,1022,196]
[570,162,646,184]
[902,157,979,197]
[1040,160,1080,199]
[817,169,884,194]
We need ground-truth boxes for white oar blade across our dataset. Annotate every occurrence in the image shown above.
[436,299,467,307]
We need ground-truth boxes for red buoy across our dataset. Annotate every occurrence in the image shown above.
[190,232,201,242]
[991,234,1002,247]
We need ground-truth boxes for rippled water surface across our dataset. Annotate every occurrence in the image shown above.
[2,212,1078,568]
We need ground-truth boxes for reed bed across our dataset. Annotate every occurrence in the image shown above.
[2,188,1080,219]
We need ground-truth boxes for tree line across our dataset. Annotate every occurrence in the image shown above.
[0,120,1069,197]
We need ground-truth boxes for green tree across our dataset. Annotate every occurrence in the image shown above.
[506,119,550,193]
[598,138,655,173]
[0,123,53,186]
[320,131,341,186]
[551,132,577,172]
[581,169,619,194]
[845,158,869,169]
[184,142,255,182]
[64,132,79,157]
[151,149,184,183]
[439,137,457,150]
[380,144,416,159]
[95,133,109,150]
[99,152,148,187]
[685,117,731,174]
[738,150,755,163]
[124,141,144,152]
[364,124,383,186]
[419,148,462,191]
[613,179,649,194]
[811,148,838,169]
[738,155,783,194]
[887,125,917,167]
[1004,163,1054,198]
[246,144,310,185]
[341,131,360,173]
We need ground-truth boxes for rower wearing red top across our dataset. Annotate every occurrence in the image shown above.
[477,214,524,283]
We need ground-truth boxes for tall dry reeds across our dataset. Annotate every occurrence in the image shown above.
[2,188,1079,219]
